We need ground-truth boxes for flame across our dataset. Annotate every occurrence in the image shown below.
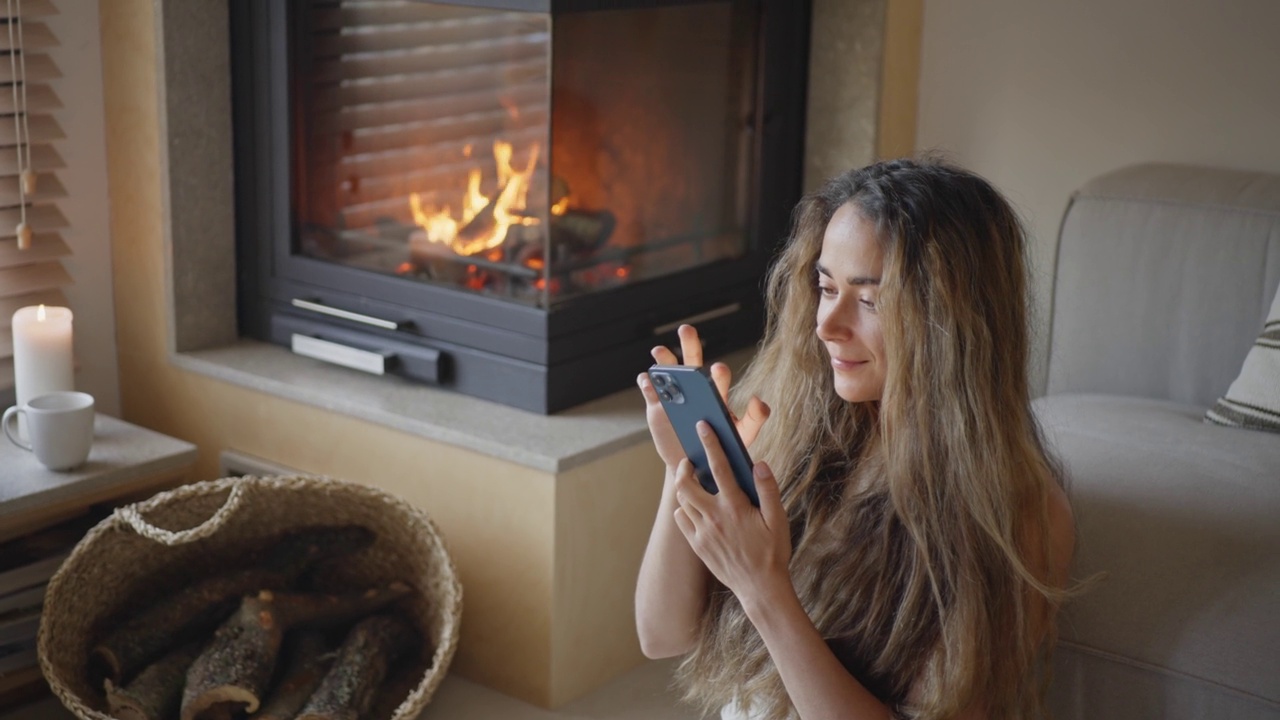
[551,195,570,216]
[410,140,542,257]
[37,304,46,321]
[409,196,458,248]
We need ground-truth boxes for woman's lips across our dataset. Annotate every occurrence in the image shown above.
[831,358,868,371]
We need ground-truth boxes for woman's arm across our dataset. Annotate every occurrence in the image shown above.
[635,465,713,658]
[633,324,770,658]
[739,576,897,720]
[672,429,897,719]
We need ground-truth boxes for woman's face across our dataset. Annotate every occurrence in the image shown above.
[815,203,886,403]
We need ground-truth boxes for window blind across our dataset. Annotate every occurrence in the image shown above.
[0,0,68,396]
[301,1,549,231]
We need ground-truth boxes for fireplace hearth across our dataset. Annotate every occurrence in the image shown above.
[231,0,810,413]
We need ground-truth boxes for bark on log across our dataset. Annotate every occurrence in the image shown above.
[252,632,331,720]
[550,209,615,257]
[91,525,374,687]
[179,593,284,720]
[455,194,498,247]
[182,586,411,720]
[365,663,424,720]
[104,640,204,720]
[295,615,418,720]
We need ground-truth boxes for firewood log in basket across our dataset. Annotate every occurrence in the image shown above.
[90,525,375,688]
[296,614,419,720]
[180,584,411,720]
[104,640,204,720]
[253,631,332,720]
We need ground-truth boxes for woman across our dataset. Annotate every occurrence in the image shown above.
[634,158,1075,720]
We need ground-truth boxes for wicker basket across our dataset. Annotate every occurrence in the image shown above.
[37,475,463,720]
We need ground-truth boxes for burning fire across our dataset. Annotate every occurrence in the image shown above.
[410,140,542,257]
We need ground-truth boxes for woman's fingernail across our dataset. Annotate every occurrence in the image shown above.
[753,463,770,479]
[696,421,710,436]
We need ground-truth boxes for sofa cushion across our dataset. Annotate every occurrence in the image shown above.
[1206,285,1280,433]
[1046,164,1280,408]
[1033,393,1280,705]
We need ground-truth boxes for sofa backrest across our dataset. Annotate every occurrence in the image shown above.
[1045,163,1280,408]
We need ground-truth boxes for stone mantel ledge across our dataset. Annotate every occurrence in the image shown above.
[173,341,754,473]
[173,341,652,473]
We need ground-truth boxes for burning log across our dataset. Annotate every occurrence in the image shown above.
[104,640,205,720]
[252,632,332,720]
[551,209,615,258]
[91,525,375,687]
[180,585,411,720]
[455,196,499,249]
[295,614,418,720]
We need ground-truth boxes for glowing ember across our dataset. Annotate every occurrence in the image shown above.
[533,277,562,294]
[410,140,541,257]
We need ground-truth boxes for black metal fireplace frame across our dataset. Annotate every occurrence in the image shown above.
[230,0,810,413]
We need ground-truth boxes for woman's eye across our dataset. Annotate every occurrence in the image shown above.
[859,297,877,311]
[817,283,837,298]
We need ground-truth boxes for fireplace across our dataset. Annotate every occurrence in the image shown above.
[230,0,810,413]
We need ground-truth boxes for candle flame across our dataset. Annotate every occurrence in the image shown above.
[37,304,45,322]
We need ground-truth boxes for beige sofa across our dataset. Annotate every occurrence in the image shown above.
[1034,164,1280,718]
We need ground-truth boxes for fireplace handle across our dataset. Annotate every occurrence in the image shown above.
[291,298,401,330]
[652,303,742,336]
[290,334,390,376]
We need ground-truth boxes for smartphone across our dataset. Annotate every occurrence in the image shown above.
[647,364,758,507]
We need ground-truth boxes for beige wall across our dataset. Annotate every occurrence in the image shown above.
[47,1,120,415]
[916,0,1280,392]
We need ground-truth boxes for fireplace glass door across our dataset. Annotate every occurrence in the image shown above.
[290,0,760,310]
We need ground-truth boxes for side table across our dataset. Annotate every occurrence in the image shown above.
[1,414,198,543]
[0,414,197,707]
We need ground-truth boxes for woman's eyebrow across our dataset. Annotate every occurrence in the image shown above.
[815,262,879,286]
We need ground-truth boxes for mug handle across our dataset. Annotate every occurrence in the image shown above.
[2,406,31,451]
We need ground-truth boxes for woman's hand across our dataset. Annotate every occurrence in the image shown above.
[671,422,792,602]
[637,324,771,471]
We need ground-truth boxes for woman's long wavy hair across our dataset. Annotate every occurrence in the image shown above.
[676,158,1068,719]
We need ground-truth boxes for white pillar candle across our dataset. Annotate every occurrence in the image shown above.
[12,304,75,406]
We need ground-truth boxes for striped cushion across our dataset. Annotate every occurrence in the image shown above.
[1206,287,1280,433]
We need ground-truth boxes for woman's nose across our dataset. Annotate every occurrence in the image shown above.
[816,303,852,342]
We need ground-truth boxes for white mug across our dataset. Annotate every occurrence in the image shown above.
[3,391,95,471]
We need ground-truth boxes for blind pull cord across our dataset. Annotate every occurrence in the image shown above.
[7,0,32,250]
